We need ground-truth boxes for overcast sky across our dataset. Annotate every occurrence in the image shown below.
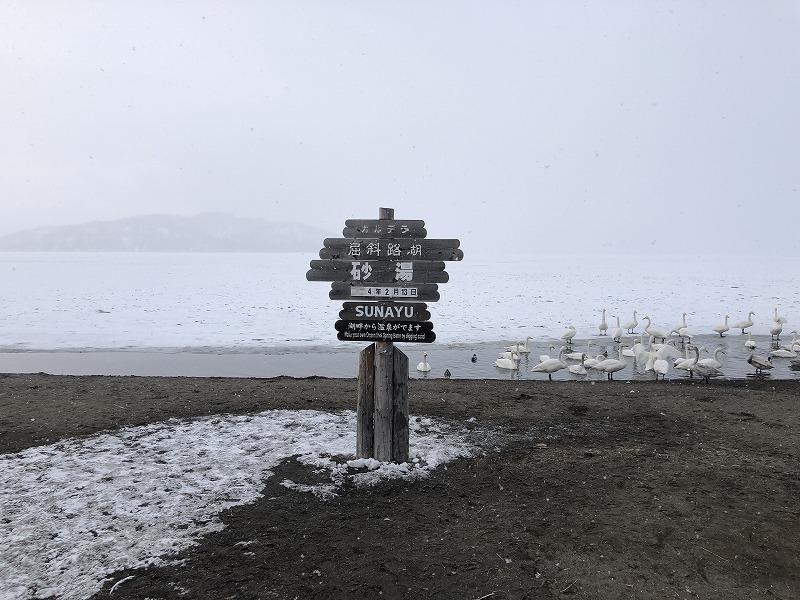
[3,1,799,255]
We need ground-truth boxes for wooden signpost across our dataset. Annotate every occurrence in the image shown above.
[307,207,462,462]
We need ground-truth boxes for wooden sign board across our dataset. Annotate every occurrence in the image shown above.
[329,282,440,302]
[309,259,446,271]
[340,302,431,322]
[344,219,426,239]
[320,238,463,262]
[307,265,448,284]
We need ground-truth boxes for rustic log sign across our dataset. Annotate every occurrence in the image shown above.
[307,207,462,462]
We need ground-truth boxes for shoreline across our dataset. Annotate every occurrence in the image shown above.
[2,332,799,380]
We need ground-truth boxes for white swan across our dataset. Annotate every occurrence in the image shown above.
[505,336,531,354]
[770,342,799,359]
[773,307,788,324]
[584,351,608,369]
[596,343,629,380]
[671,326,694,343]
[674,345,706,377]
[622,338,640,357]
[515,336,532,354]
[732,311,755,334]
[672,312,688,333]
[566,340,596,361]
[744,332,757,350]
[568,354,588,375]
[653,356,670,381]
[770,320,783,342]
[499,343,521,360]
[531,346,568,380]
[697,347,726,370]
[712,315,730,337]
[623,310,638,334]
[747,352,774,374]
[610,315,623,342]
[560,325,577,346]
[598,309,608,336]
[689,344,723,383]
[416,352,431,372]
[642,316,667,343]
[495,352,519,370]
[780,331,798,351]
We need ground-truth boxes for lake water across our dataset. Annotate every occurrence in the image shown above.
[1,252,798,380]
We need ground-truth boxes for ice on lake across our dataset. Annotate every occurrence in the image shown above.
[1,251,798,379]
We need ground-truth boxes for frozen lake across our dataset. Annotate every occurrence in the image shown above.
[1,251,798,380]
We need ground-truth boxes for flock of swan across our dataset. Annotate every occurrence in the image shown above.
[486,306,800,381]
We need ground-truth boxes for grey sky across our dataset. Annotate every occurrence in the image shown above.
[3,1,799,255]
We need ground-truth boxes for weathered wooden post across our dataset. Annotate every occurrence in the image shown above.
[307,207,462,462]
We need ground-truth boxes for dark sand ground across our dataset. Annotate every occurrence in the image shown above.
[1,373,798,599]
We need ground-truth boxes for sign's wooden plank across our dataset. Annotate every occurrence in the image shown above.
[344,219,425,239]
[309,259,446,271]
[320,246,463,262]
[319,238,462,262]
[337,329,436,343]
[340,302,430,322]
[329,282,440,302]
[324,237,459,250]
[307,267,448,284]
[343,226,426,239]
[336,320,434,333]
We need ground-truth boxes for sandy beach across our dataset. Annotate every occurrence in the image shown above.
[2,373,799,599]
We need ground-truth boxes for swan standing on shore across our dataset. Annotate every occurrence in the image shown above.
[623,310,638,334]
[596,343,629,380]
[598,309,608,336]
[698,347,726,370]
[712,315,730,337]
[747,352,774,374]
[531,346,568,380]
[653,355,670,380]
[770,320,783,342]
[560,325,577,347]
[416,352,431,372]
[689,345,723,383]
[643,316,667,343]
[732,311,755,334]
[610,315,623,342]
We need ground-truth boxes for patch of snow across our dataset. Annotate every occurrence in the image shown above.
[0,409,485,600]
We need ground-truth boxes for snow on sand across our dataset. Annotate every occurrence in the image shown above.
[1,409,486,600]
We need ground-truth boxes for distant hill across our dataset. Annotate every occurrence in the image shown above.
[0,213,334,252]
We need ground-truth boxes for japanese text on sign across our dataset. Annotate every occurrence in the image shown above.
[356,223,411,235]
[349,261,413,281]
[345,322,427,333]
[348,241,423,258]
